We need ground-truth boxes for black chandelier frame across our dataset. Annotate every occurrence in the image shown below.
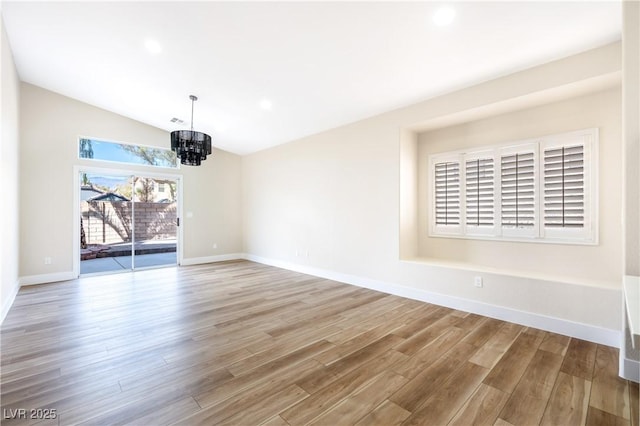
[171,95,212,166]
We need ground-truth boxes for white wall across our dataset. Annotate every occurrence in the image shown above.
[620,0,640,383]
[19,83,243,282]
[417,88,622,288]
[243,43,623,344]
[623,1,640,278]
[1,15,21,322]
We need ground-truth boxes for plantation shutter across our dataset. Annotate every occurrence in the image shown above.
[465,158,494,227]
[501,150,536,229]
[544,145,585,228]
[434,161,460,226]
[429,128,596,243]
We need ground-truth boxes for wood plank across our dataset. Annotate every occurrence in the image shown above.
[448,384,509,426]
[586,407,631,426]
[400,361,489,425]
[630,381,639,426]
[393,313,463,356]
[281,349,407,426]
[498,349,563,425]
[482,332,543,393]
[314,320,405,365]
[540,371,591,426]
[259,415,290,426]
[393,326,468,379]
[560,338,597,380]
[590,345,631,419]
[325,334,406,377]
[186,358,324,424]
[539,332,571,356]
[470,322,523,369]
[389,342,479,413]
[391,305,449,339]
[354,400,411,426]
[193,340,332,409]
[122,396,201,426]
[461,318,504,348]
[216,384,308,426]
[307,370,407,426]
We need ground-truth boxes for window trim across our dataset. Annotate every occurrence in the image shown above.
[428,128,598,245]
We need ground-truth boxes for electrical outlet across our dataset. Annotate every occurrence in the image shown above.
[44,257,52,265]
[474,276,483,288]
[212,243,217,249]
[295,250,299,257]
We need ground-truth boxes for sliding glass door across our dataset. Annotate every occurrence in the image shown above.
[131,176,178,269]
[79,171,178,275]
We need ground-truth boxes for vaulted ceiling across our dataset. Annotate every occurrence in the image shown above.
[1,1,621,154]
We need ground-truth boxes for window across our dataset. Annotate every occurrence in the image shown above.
[464,152,496,236]
[78,137,178,169]
[428,128,597,244]
[158,182,166,193]
[434,158,461,234]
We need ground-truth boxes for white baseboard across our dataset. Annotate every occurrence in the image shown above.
[244,254,620,348]
[1,280,20,325]
[620,355,640,382]
[181,253,244,266]
[7,256,622,349]
[19,271,78,286]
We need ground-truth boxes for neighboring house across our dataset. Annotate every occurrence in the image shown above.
[87,192,130,202]
[82,182,173,203]
[130,178,175,203]
[80,185,105,201]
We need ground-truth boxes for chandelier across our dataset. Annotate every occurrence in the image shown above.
[171,95,212,166]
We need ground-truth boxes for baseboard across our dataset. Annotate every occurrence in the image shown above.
[19,271,78,286]
[244,254,620,348]
[620,355,640,382]
[1,280,20,325]
[181,253,244,266]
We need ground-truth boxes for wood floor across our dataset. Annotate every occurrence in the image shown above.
[1,260,638,426]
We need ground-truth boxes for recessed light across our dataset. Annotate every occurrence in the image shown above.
[432,6,456,27]
[259,98,273,111]
[144,38,163,54]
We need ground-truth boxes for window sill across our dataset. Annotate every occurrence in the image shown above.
[428,232,598,246]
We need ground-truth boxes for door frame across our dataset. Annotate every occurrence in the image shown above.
[73,165,184,277]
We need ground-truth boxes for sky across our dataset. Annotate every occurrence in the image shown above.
[80,138,177,168]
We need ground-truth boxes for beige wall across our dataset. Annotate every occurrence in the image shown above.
[417,88,622,287]
[623,1,640,277]
[243,43,623,334]
[1,15,21,320]
[19,83,242,279]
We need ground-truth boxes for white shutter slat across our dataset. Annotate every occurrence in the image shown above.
[435,161,460,226]
[501,152,535,229]
[465,158,494,227]
[543,144,585,229]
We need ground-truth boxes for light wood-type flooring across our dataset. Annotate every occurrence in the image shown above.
[1,260,638,425]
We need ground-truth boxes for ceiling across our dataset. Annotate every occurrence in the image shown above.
[1,1,621,155]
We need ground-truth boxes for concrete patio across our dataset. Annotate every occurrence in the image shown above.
[80,239,177,274]
[80,251,177,274]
